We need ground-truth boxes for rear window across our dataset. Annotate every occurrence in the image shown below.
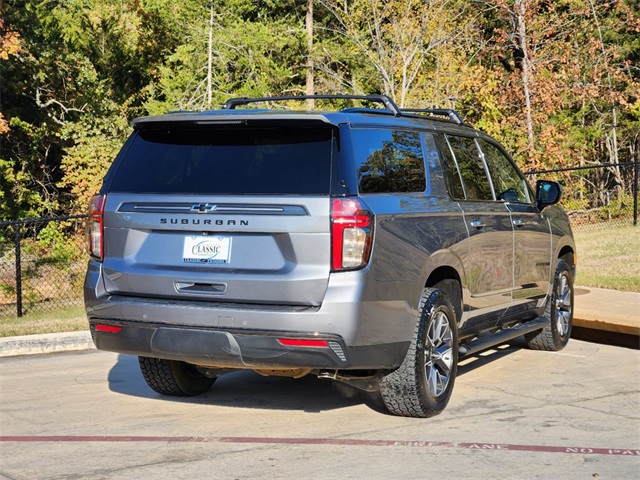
[108,126,334,195]
[352,129,426,193]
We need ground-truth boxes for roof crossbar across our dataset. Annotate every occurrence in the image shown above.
[401,108,464,125]
[222,94,401,116]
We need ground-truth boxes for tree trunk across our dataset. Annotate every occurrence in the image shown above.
[306,0,315,110]
[588,0,622,188]
[206,1,214,109]
[514,0,535,153]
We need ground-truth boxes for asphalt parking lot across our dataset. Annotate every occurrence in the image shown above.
[1,338,638,480]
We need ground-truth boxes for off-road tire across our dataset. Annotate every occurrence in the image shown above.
[525,259,574,351]
[139,356,216,396]
[379,288,459,418]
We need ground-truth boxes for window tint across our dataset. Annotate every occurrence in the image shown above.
[437,135,465,199]
[109,126,333,194]
[446,135,493,201]
[352,129,426,193]
[479,140,531,204]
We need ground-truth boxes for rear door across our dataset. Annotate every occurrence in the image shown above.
[441,135,514,321]
[100,121,337,306]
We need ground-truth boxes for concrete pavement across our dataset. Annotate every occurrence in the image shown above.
[0,286,637,357]
[1,340,638,479]
[574,286,640,336]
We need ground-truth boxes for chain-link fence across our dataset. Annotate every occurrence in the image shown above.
[0,215,88,318]
[526,162,639,233]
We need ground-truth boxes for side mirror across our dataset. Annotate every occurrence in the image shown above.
[536,180,562,210]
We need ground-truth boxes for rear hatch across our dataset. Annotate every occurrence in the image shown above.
[100,118,337,306]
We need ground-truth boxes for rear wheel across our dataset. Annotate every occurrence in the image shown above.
[526,259,574,351]
[379,288,458,418]
[138,356,216,396]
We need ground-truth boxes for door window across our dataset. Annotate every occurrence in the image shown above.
[446,135,493,201]
[480,140,531,204]
[437,135,465,200]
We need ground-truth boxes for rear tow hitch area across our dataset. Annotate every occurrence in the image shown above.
[319,370,382,393]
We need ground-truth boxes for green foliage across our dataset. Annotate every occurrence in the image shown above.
[58,111,131,211]
[145,2,308,112]
[599,191,635,221]
[34,221,83,263]
[0,0,638,221]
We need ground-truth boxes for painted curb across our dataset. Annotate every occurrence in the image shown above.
[573,317,640,336]
[0,331,94,358]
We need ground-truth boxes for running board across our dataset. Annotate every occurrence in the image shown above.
[458,317,549,358]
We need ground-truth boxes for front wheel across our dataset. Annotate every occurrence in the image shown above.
[139,356,216,396]
[379,288,459,418]
[526,259,574,351]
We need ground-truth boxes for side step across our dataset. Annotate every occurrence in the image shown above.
[458,317,549,358]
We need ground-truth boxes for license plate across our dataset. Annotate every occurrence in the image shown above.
[183,236,231,264]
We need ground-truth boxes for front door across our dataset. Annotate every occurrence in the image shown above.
[478,139,552,313]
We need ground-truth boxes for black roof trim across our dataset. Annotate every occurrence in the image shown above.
[400,108,464,125]
[220,95,465,126]
[223,94,402,116]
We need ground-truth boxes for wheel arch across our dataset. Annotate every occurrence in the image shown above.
[425,266,463,325]
[556,238,577,279]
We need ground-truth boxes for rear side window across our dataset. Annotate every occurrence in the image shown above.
[352,129,426,193]
[108,126,334,195]
[446,135,493,201]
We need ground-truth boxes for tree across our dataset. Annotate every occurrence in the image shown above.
[145,0,309,113]
[318,0,477,107]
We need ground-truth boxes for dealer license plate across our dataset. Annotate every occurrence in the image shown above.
[183,236,232,264]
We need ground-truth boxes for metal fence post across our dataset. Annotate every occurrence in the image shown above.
[14,222,23,317]
[634,160,638,226]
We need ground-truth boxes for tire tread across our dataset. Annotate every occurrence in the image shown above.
[380,289,457,418]
[138,356,215,396]
[526,260,573,351]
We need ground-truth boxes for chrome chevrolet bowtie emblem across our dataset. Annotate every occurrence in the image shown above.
[190,203,216,213]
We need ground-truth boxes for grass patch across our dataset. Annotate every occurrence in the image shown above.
[0,306,88,337]
[574,224,640,292]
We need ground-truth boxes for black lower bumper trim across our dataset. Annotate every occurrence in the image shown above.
[88,320,408,370]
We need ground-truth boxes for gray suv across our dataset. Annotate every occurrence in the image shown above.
[85,95,576,417]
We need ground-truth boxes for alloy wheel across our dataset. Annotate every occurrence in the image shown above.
[555,272,573,338]
[425,311,453,398]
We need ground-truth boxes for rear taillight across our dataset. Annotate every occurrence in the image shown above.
[86,194,106,260]
[331,198,373,271]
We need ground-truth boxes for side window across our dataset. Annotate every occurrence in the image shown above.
[446,135,494,201]
[352,129,426,193]
[479,140,531,204]
[437,134,465,199]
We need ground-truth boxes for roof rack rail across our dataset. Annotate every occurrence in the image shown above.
[222,94,401,116]
[401,108,464,125]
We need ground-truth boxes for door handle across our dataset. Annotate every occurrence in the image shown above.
[512,219,524,227]
[469,220,485,229]
[175,282,227,294]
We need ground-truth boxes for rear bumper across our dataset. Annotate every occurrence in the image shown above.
[85,260,415,370]
[88,319,406,370]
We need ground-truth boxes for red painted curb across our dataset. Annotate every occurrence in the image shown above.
[0,436,638,457]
